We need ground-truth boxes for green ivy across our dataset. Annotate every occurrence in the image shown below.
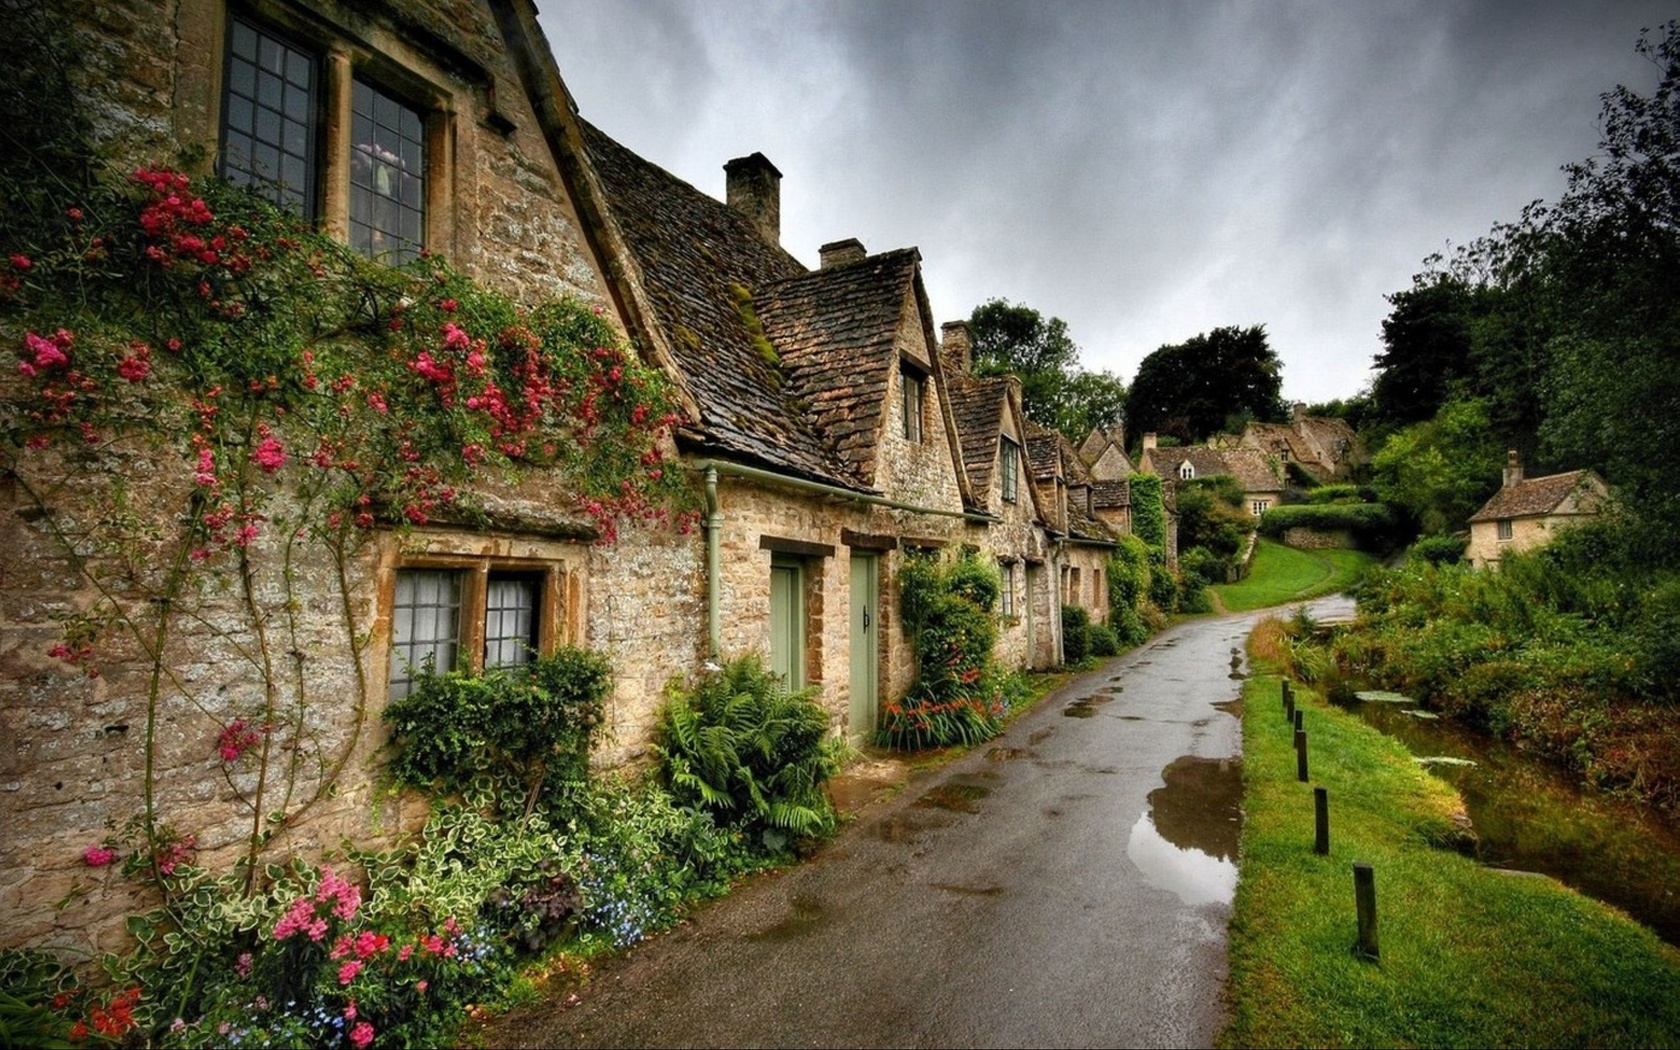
[382,648,611,812]
[1130,473,1167,561]
[881,550,1010,750]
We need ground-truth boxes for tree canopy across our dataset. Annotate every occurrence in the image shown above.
[1370,21,1680,555]
[1125,324,1286,446]
[966,298,1125,438]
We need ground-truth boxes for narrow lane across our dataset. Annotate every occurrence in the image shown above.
[490,602,1346,1049]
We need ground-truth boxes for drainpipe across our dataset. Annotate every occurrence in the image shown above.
[704,465,723,659]
[691,458,999,665]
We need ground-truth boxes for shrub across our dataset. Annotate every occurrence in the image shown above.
[382,648,611,810]
[1410,533,1468,566]
[1088,623,1120,657]
[1257,502,1401,551]
[1306,484,1381,505]
[881,550,1015,750]
[1178,585,1214,614]
[653,657,842,849]
[1062,605,1091,664]
[1148,564,1180,612]
[1179,546,1229,589]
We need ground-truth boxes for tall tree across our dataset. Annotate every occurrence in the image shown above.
[1371,273,1476,428]
[1126,325,1286,446]
[1404,22,1680,554]
[966,298,1126,436]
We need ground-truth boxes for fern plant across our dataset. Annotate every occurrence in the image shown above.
[653,657,841,849]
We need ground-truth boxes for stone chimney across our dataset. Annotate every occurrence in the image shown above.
[1142,432,1158,452]
[1503,449,1524,488]
[940,321,972,376]
[819,238,866,269]
[1291,401,1307,424]
[723,152,782,246]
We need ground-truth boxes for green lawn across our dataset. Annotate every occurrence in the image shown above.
[1223,640,1680,1048]
[1213,540,1374,612]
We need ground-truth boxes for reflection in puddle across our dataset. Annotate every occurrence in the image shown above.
[916,778,993,812]
[1064,694,1116,718]
[1126,755,1242,907]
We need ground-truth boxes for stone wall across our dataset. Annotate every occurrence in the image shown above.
[56,0,612,311]
[3,0,625,956]
[1281,526,1357,551]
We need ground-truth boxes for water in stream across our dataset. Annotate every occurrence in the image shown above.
[1339,691,1680,947]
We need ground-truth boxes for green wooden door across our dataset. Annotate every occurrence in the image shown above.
[848,553,879,740]
[769,557,805,690]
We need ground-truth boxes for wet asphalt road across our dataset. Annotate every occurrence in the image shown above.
[488,602,1349,1049]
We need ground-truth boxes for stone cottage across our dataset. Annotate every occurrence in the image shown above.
[1,0,667,959]
[1137,434,1286,517]
[1,0,1107,960]
[1465,451,1608,569]
[573,123,1089,749]
[940,322,1061,670]
[1231,404,1366,483]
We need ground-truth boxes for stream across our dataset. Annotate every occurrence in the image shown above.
[1338,689,1680,947]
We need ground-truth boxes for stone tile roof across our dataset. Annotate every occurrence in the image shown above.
[757,249,922,484]
[1024,422,1064,481]
[1242,417,1362,481]
[1142,445,1282,492]
[1469,470,1607,522]
[578,120,864,489]
[945,374,1013,498]
[1066,494,1117,543]
[1092,479,1131,509]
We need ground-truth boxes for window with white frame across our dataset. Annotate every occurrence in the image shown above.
[389,565,557,698]
[1252,499,1270,516]
[999,560,1015,616]
[1179,462,1195,480]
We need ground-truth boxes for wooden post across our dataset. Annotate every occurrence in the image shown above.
[1284,680,1294,722]
[1314,786,1329,854]
[1296,730,1309,781]
[1354,862,1380,960]
[1293,709,1303,734]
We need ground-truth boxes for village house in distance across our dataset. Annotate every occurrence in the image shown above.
[0,0,1128,958]
[1465,451,1609,569]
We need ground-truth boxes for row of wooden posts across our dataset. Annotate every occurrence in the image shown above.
[1284,679,1380,961]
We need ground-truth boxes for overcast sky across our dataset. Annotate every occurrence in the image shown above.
[535,1,1672,405]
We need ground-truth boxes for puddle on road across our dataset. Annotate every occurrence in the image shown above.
[752,894,828,942]
[1028,727,1055,747]
[986,746,1025,762]
[1063,694,1116,718]
[915,774,996,813]
[1125,755,1242,907]
[932,882,1004,897]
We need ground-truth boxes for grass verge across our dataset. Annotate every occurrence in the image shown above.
[1222,618,1680,1048]
[1214,541,1374,612]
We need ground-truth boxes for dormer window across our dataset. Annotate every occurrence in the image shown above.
[1179,462,1195,480]
[1000,437,1020,502]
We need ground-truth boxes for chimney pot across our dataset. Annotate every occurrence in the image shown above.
[940,321,973,375]
[819,238,867,269]
[724,152,782,246]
